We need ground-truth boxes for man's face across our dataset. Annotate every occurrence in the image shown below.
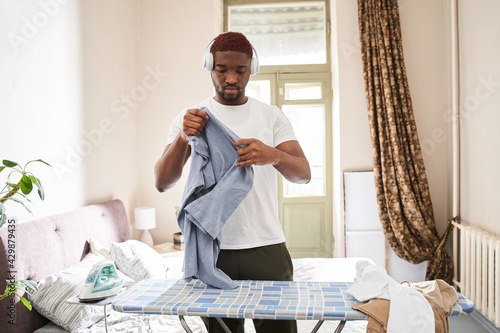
[211,51,252,105]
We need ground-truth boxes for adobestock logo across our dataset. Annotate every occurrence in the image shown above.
[53,64,168,180]
[422,74,499,157]
[405,310,434,333]
[442,74,500,122]
[111,65,168,120]
[8,0,72,54]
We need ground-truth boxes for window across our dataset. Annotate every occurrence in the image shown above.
[228,1,328,66]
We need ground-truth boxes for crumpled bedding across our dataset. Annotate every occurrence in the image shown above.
[33,312,153,333]
[80,312,151,333]
[36,314,368,333]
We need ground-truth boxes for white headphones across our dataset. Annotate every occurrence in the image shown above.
[202,38,260,75]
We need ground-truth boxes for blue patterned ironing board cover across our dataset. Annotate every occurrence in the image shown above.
[112,279,474,321]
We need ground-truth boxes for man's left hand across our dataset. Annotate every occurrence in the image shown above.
[234,138,278,167]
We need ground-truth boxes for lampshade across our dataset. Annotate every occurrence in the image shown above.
[134,207,156,230]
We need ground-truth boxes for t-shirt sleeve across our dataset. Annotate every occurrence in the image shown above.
[273,107,297,147]
[166,109,188,145]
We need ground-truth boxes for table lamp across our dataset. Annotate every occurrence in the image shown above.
[135,207,156,247]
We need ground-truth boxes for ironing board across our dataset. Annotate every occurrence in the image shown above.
[111,279,474,333]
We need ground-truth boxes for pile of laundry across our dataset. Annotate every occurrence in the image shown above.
[346,260,458,333]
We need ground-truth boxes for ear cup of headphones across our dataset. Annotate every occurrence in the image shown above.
[202,52,214,71]
[250,56,259,75]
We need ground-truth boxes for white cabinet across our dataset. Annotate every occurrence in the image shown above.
[344,171,427,282]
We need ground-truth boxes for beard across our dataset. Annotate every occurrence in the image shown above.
[211,75,247,104]
[215,86,245,103]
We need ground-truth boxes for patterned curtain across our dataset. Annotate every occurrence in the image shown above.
[357,0,453,283]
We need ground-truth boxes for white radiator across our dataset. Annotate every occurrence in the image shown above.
[453,223,500,328]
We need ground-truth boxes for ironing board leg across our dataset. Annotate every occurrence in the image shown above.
[103,305,108,333]
[334,320,346,333]
[179,316,193,333]
[215,317,232,333]
[179,316,231,333]
[311,319,346,333]
[311,320,324,333]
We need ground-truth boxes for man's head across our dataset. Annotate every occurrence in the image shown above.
[206,32,258,105]
[210,32,253,60]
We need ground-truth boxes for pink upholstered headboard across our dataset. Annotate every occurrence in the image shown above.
[0,199,131,333]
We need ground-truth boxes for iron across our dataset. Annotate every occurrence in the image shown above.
[79,260,124,302]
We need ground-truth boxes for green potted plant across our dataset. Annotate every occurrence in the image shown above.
[0,159,51,310]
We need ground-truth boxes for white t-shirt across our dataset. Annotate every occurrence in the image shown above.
[167,97,297,249]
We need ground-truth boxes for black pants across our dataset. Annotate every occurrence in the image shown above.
[202,243,297,333]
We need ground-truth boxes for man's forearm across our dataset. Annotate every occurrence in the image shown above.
[273,149,311,184]
[154,134,191,192]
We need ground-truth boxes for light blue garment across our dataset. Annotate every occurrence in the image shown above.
[177,107,254,289]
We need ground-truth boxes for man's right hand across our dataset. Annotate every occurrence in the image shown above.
[181,108,210,141]
[155,108,208,192]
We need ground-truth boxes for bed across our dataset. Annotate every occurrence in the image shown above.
[0,200,469,333]
[0,199,130,333]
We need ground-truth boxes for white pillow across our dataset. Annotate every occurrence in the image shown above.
[31,253,108,332]
[89,237,113,260]
[111,240,167,281]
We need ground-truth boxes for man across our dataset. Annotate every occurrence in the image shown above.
[154,32,310,333]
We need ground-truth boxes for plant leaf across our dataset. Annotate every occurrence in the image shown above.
[15,192,32,203]
[2,160,18,168]
[20,175,33,195]
[19,295,33,311]
[0,166,5,173]
[0,204,5,228]
[29,176,45,200]
[19,280,37,292]
[32,159,51,167]
[8,197,33,215]
[37,180,45,200]
[0,202,5,226]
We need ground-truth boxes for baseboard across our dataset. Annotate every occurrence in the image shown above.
[470,311,499,333]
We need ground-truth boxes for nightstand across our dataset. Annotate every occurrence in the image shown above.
[153,242,184,257]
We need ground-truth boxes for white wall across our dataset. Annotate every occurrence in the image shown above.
[0,0,138,228]
[136,0,223,244]
[459,0,500,236]
[0,0,84,221]
[0,0,222,241]
[331,0,372,256]
[79,0,138,221]
[399,0,449,234]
